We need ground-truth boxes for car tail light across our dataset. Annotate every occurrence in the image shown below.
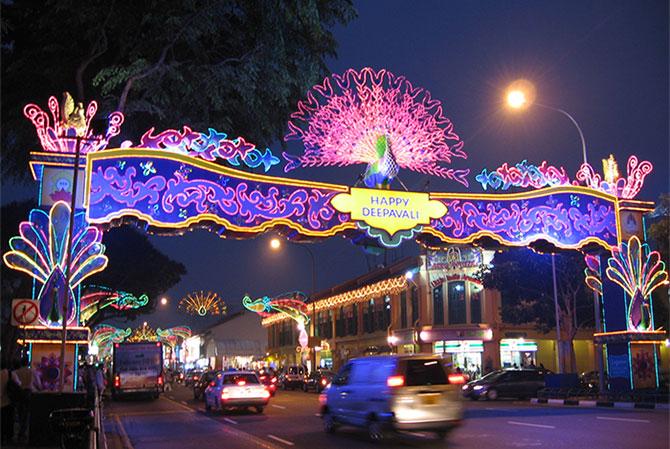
[157,375,164,385]
[194,376,199,381]
[209,381,216,387]
[236,380,246,386]
[321,378,327,385]
[114,375,120,388]
[261,388,271,399]
[319,392,328,406]
[260,375,267,380]
[221,388,231,400]
[387,375,405,387]
[179,373,184,379]
[271,377,277,384]
[448,374,466,384]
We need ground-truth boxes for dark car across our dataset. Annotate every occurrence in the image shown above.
[185,369,203,387]
[258,370,279,396]
[193,371,218,400]
[280,365,307,390]
[303,370,334,393]
[462,369,546,400]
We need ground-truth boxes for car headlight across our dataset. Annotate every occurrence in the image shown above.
[473,385,484,390]
[461,384,469,391]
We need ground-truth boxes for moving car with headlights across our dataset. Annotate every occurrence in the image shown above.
[303,370,335,393]
[320,355,464,441]
[461,369,546,400]
[204,371,271,414]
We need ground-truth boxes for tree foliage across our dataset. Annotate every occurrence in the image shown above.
[1,0,357,179]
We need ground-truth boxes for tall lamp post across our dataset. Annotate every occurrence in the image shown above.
[504,80,605,383]
[270,238,318,371]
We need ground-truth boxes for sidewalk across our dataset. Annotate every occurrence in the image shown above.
[531,397,669,410]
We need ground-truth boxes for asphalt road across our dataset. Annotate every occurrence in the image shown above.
[104,384,669,449]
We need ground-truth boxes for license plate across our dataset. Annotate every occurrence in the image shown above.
[421,394,439,405]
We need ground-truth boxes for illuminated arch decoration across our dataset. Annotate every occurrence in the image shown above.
[2,201,108,327]
[121,126,280,172]
[283,67,469,187]
[575,155,652,200]
[605,236,669,332]
[79,286,149,324]
[127,323,159,342]
[156,326,193,348]
[91,325,132,354]
[179,291,226,316]
[244,292,310,347]
[23,92,124,154]
[476,160,570,191]
[584,254,603,296]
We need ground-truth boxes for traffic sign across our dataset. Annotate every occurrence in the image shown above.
[11,299,39,326]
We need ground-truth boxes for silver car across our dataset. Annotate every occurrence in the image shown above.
[204,371,271,414]
[320,355,464,441]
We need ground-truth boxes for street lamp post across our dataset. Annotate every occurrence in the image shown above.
[270,238,318,371]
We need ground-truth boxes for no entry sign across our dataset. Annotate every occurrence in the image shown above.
[11,299,39,326]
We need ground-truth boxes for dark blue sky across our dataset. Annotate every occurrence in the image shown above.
[4,1,668,331]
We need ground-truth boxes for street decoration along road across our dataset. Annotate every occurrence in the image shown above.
[179,291,226,316]
[79,286,149,324]
[243,292,310,348]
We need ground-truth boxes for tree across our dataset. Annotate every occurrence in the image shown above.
[646,193,669,331]
[1,0,357,180]
[0,202,186,358]
[480,248,594,373]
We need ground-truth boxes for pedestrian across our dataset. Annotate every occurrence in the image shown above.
[13,357,39,442]
[83,363,98,408]
[1,360,21,444]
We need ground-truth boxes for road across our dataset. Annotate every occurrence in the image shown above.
[104,384,669,449]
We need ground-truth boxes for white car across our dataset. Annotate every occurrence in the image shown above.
[204,371,271,414]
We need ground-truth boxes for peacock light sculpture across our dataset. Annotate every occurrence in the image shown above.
[283,67,469,188]
[605,236,668,331]
[79,286,149,324]
[3,201,108,326]
[179,291,226,316]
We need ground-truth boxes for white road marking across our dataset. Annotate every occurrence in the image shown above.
[314,413,321,417]
[223,417,238,425]
[596,416,650,423]
[267,434,295,446]
[180,400,188,405]
[508,421,556,429]
[271,404,287,410]
[115,415,135,449]
[407,431,427,437]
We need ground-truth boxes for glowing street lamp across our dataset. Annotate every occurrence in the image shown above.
[270,238,281,250]
[160,297,168,306]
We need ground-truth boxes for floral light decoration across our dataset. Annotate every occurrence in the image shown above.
[2,201,108,327]
[178,291,226,316]
[584,254,603,296]
[127,322,158,342]
[23,92,124,153]
[605,236,669,331]
[283,67,469,188]
[243,292,310,347]
[79,286,149,324]
[575,155,653,199]
[120,126,280,172]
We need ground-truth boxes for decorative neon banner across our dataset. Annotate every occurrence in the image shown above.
[475,160,570,191]
[80,286,149,324]
[86,149,619,249]
[179,291,226,316]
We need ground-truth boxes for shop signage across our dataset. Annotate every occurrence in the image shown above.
[21,326,89,344]
[435,340,484,353]
[427,247,483,271]
[331,188,447,236]
[500,339,538,352]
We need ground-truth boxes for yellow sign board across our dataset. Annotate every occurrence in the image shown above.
[331,188,448,236]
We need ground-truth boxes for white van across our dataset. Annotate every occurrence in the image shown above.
[320,355,464,441]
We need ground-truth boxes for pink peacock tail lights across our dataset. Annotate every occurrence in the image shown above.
[23,92,124,154]
[575,155,653,199]
[605,235,669,332]
[583,253,603,296]
[283,67,469,187]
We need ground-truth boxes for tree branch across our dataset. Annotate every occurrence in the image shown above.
[75,0,115,100]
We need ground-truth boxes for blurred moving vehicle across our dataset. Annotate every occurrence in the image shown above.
[320,355,464,441]
[461,369,546,400]
[193,370,218,400]
[303,370,334,393]
[185,369,203,387]
[204,371,271,414]
[111,342,164,400]
[280,365,306,390]
[258,370,279,396]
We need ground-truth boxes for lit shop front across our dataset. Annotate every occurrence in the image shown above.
[500,338,538,368]
[434,340,484,377]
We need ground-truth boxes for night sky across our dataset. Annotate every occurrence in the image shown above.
[3,1,668,332]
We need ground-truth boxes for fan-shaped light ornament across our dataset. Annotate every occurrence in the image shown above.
[79,286,149,324]
[91,325,132,352]
[283,67,469,188]
[2,201,108,327]
[157,326,192,347]
[179,291,226,316]
[605,236,669,331]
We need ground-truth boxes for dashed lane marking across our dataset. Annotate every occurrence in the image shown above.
[596,416,650,423]
[181,400,188,405]
[267,435,295,446]
[223,417,238,425]
[508,421,556,429]
[271,404,287,409]
[115,415,135,449]
[314,413,321,417]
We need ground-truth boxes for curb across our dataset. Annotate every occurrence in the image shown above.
[531,398,669,410]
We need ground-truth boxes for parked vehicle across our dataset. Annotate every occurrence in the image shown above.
[320,355,464,441]
[258,370,279,396]
[461,369,546,400]
[112,342,164,399]
[303,370,335,393]
[281,365,307,390]
[204,371,271,414]
[193,371,218,400]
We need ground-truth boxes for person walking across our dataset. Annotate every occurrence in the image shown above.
[1,360,20,444]
[13,357,40,443]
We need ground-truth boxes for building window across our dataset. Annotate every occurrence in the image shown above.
[374,298,385,331]
[411,286,419,325]
[364,299,375,333]
[448,281,466,324]
[325,311,333,338]
[336,307,346,337]
[433,284,444,325]
[400,291,407,328]
[470,284,482,324]
[347,304,358,335]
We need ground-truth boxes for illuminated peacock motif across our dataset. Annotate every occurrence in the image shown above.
[179,291,226,316]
